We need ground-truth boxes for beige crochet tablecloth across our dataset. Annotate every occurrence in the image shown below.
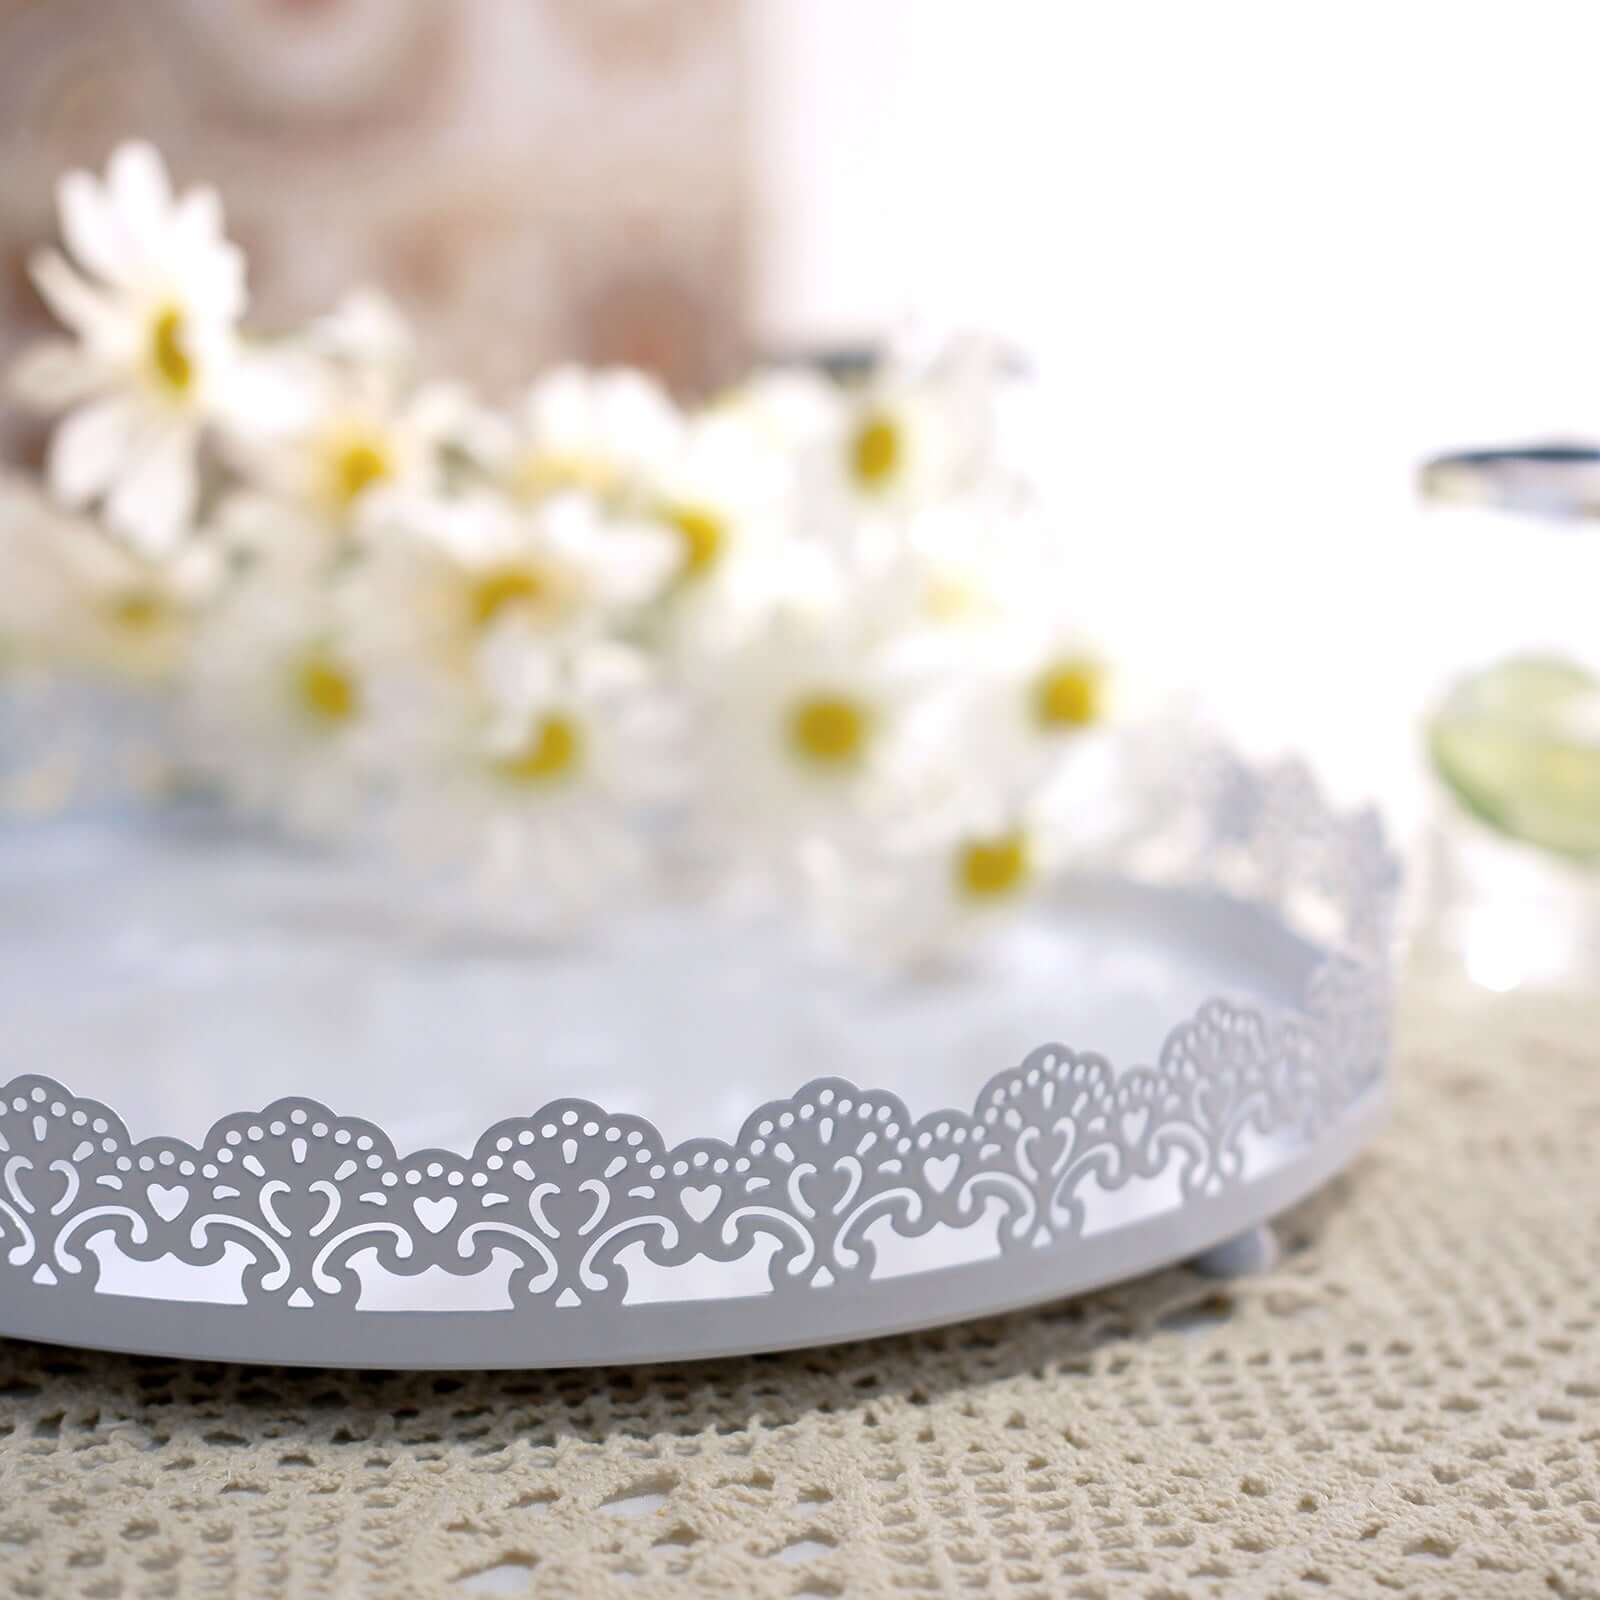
[0,975,1596,1600]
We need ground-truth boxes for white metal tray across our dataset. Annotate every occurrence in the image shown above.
[0,754,1396,1368]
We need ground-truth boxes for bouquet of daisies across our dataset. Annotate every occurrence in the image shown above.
[1,143,1137,966]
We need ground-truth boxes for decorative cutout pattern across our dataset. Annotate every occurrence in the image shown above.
[0,753,1398,1339]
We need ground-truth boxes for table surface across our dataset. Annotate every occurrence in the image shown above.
[0,974,1596,1600]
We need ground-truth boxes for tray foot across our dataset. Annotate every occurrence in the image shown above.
[1189,1224,1280,1279]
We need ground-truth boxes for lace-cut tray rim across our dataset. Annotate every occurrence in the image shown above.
[0,1072,1386,1369]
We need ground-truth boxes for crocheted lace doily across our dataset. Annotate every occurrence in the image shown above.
[0,976,1595,1599]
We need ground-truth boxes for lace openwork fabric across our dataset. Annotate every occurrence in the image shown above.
[0,977,1595,1599]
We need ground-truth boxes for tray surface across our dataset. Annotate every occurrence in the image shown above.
[3,812,1319,1147]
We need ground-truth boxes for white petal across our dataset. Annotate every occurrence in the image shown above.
[572,640,651,697]
[167,537,223,601]
[29,250,122,343]
[214,346,324,441]
[175,235,247,323]
[476,618,543,708]
[104,421,198,556]
[8,341,104,410]
[168,191,247,322]
[419,493,512,563]
[57,171,138,288]
[584,521,677,607]
[106,142,175,259]
[523,367,592,446]
[602,369,680,451]
[47,396,141,508]
[171,184,223,245]
[447,398,515,470]
[407,380,478,447]
[313,287,412,371]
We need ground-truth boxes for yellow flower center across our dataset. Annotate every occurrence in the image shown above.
[108,590,169,632]
[514,451,616,504]
[1033,658,1104,730]
[664,504,725,578]
[293,650,360,726]
[926,575,982,622]
[788,694,870,769]
[148,306,193,396]
[332,437,393,509]
[495,714,583,784]
[850,411,901,490]
[956,831,1031,901]
[471,566,548,629]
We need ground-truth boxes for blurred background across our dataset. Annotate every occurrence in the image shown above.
[4,0,1600,971]
[0,0,747,399]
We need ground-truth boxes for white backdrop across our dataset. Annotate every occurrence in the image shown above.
[748,2,1600,819]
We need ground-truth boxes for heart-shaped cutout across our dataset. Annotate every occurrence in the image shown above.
[413,1195,457,1235]
[1119,1107,1149,1148]
[147,1183,189,1223]
[923,1153,959,1195]
[680,1184,720,1224]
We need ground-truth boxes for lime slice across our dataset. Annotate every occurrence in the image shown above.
[1428,655,1600,862]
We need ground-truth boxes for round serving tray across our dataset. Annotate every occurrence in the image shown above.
[0,754,1396,1369]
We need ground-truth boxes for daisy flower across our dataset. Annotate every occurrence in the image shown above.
[952,615,1134,814]
[834,375,963,513]
[812,781,1074,971]
[773,343,1006,545]
[9,142,246,555]
[866,493,1050,645]
[685,570,955,880]
[878,492,1137,798]
[353,490,678,684]
[178,530,417,836]
[0,477,213,814]
[386,638,680,930]
[0,474,218,683]
[641,410,796,645]
[475,365,682,510]
[304,285,418,377]
[712,366,843,459]
[227,290,457,533]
